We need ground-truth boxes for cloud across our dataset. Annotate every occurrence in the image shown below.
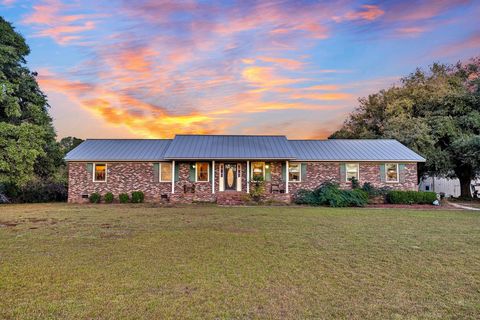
[333,4,384,22]
[433,31,480,57]
[291,93,352,101]
[22,0,102,45]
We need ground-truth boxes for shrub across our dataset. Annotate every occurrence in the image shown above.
[386,190,437,204]
[131,191,145,203]
[89,192,101,203]
[294,181,368,207]
[119,193,129,203]
[349,176,360,189]
[249,176,265,202]
[361,182,390,197]
[104,192,114,203]
[2,180,67,203]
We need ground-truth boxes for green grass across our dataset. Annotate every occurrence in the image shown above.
[1,204,479,319]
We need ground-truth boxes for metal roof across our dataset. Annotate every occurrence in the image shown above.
[289,139,426,162]
[65,139,172,161]
[65,136,426,162]
[163,135,297,160]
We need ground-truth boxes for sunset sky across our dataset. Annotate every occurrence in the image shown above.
[1,0,479,139]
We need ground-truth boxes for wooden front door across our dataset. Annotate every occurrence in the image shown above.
[224,163,237,191]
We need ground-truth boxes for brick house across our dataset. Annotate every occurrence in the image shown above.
[66,135,425,204]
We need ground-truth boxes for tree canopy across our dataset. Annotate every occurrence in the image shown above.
[0,17,62,187]
[331,58,480,198]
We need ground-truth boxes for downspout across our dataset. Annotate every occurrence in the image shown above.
[212,160,215,194]
[247,161,250,194]
[286,160,289,194]
[171,160,175,194]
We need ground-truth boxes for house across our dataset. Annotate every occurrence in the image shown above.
[65,135,426,204]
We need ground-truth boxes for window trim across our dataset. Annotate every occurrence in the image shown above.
[345,163,359,182]
[251,161,265,180]
[93,163,107,182]
[159,162,173,182]
[195,162,210,182]
[288,162,302,182]
[385,163,399,183]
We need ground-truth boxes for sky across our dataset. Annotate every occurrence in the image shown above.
[1,0,479,139]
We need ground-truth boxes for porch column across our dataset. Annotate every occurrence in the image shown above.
[286,160,289,194]
[212,160,215,194]
[171,160,175,194]
[247,161,250,194]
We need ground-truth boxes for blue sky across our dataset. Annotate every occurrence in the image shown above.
[1,0,479,138]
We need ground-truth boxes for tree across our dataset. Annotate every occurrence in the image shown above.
[0,17,61,188]
[59,136,84,154]
[331,59,480,198]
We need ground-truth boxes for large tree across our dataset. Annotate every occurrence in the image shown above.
[331,59,480,198]
[0,17,62,188]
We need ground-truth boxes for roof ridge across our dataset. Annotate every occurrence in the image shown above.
[175,134,287,137]
[85,138,173,141]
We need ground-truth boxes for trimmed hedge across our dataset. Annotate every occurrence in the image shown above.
[131,191,145,203]
[119,193,129,203]
[295,182,368,207]
[89,193,101,203]
[104,192,114,203]
[386,190,437,204]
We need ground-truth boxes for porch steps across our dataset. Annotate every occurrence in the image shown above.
[216,192,249,205]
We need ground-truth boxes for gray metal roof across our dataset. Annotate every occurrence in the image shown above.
[163,135,297,160]
[65,136,426,162]
[65,139,172,161]
[289,139,426,162]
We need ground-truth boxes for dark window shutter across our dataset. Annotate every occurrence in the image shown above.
[301,163,307,181]
[153,163,159,182]
[265,162,271,181]
[189,163,196,182]
[339,163,346,182]
[379,164,386,182]
[174,162,180,182]
[86,163,93,174]
[399,164,406,183]
[281,162,286,181]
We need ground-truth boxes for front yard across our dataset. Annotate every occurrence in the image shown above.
[1,204,479,319]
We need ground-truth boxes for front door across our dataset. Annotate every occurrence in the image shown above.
[224,163,237,191]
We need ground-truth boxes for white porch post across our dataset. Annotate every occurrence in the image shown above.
[246,161,250,194]
[171,160,175,194]
[286,160,289,194]
[212,160,215,194]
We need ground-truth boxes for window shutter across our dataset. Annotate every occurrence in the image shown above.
[153,163,159,182]
[339,163,346,182]
[379,164,386,182]
[399,164,406,183]
[174,162,180,182]
[301,163,307,181]
[265,162,271,181]
[86,163,93,174]
[189,163,196,181]
[281,163,286,181]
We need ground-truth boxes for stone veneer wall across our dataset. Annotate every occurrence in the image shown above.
[68,161,417,203]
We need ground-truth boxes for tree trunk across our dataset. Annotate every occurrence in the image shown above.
[458,176,472,199]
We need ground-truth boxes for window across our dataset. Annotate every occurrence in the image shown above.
[93,163,106,182]
[160,163,172,182]
[346,163,359,181]
[386,163,399,182]
[251,162,265,180]
[196,162,209,182]
[289,163,301,182]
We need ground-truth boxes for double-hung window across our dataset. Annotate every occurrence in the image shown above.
[160,163,172,182]
[288,163,301,182]
[93,163,106,182]
[385,163,399,182]
[251,162,265,180]
[196,162,209,182]
[346,163,359,181]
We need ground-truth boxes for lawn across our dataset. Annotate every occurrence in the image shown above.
[1,204,479,319]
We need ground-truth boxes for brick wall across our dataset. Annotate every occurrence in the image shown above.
[68,161,418,203]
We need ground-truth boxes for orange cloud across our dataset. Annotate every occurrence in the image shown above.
[333,5,384,22]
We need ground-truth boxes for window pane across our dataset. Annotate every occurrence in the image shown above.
[346,163,358,180]
[94,164,106,181]
[197,162,209,181]
[289,163,300,182]
[252,162,264,180]
[386,163,398,182]
[161,163,172,181]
